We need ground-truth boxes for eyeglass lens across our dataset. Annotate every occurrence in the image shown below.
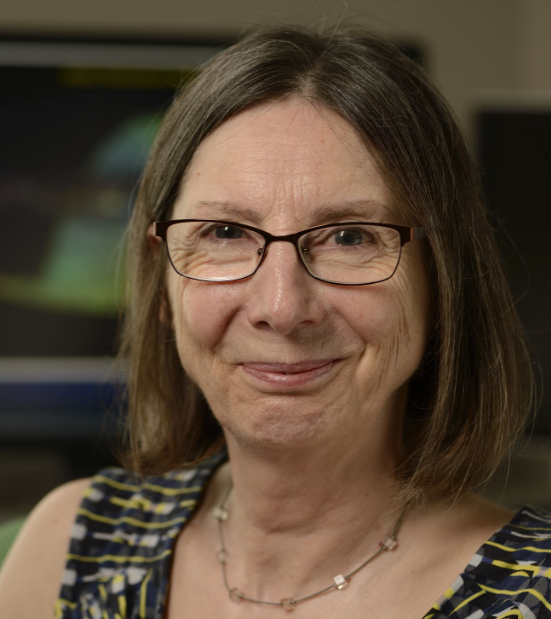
[165,221,402,285]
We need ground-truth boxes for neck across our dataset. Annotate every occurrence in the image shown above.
[212,428,405,601]
[226,434,401,532]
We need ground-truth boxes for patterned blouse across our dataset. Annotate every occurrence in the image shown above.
[56,453,551,619]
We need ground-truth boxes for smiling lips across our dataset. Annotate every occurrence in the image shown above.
[241,360,337,387]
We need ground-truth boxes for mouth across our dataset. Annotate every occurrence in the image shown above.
[240,360,338,388]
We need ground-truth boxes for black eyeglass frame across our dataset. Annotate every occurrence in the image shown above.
[154,219,427,286]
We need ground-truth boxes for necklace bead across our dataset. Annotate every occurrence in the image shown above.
[213,506,228,521]
[229,588,244,603]
[281,598,296,612]
[334,574,349,589]
[380,535,397,551]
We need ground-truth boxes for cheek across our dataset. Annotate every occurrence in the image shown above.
[169,277,243,373]
[329,275,429,386]
[380,269,432,385]
[327,285,404,343]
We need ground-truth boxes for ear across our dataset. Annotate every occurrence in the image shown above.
[147,222,163,256]
[146,223,171,325]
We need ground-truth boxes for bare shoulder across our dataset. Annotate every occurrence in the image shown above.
[412,492,514,552]
[454,493,515,537]
[0,477,91,619]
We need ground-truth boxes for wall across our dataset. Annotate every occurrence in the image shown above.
[520,0,551,90]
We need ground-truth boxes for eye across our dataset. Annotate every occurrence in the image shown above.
[213,225,244,239]
[334,229,364,246]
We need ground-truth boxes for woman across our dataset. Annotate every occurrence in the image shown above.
[0,27,543,619]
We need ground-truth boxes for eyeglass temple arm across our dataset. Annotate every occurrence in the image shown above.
[153,221,167,240]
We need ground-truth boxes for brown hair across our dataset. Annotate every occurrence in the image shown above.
[119,27,534,503]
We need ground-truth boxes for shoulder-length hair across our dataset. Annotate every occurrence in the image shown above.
[119,27,534,503]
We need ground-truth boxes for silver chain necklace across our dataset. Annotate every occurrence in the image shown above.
[213,484,407,612]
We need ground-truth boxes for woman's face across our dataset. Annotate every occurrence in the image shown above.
[166,98,432,455]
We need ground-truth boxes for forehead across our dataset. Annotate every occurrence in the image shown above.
[174,98,394,226]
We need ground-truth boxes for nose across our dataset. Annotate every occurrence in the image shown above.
[245,241,324,335]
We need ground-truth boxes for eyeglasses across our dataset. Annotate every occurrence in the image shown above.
[153,219,426,286]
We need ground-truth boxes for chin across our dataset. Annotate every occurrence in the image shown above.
[220,401,332,449]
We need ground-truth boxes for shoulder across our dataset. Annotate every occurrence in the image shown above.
[59,456,225,617]
[0,477,91,619]
[0,455,225,619]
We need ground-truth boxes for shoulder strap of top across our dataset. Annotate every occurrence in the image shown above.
[55,451,227,619]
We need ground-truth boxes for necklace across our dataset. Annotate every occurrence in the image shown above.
[213,484,407,613]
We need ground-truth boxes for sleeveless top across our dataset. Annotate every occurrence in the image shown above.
[56,453,551,619]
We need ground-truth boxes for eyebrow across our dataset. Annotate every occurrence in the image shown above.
[194,201,263,224]
[311,201,392,225]
[191,199,392,226]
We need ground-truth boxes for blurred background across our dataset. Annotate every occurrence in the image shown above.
[0,0,550,524]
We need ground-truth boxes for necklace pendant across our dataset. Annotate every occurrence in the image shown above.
[334,574,349,590]
[380,535,397,551]
[229,588,244,603]
[281,598,295,612]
